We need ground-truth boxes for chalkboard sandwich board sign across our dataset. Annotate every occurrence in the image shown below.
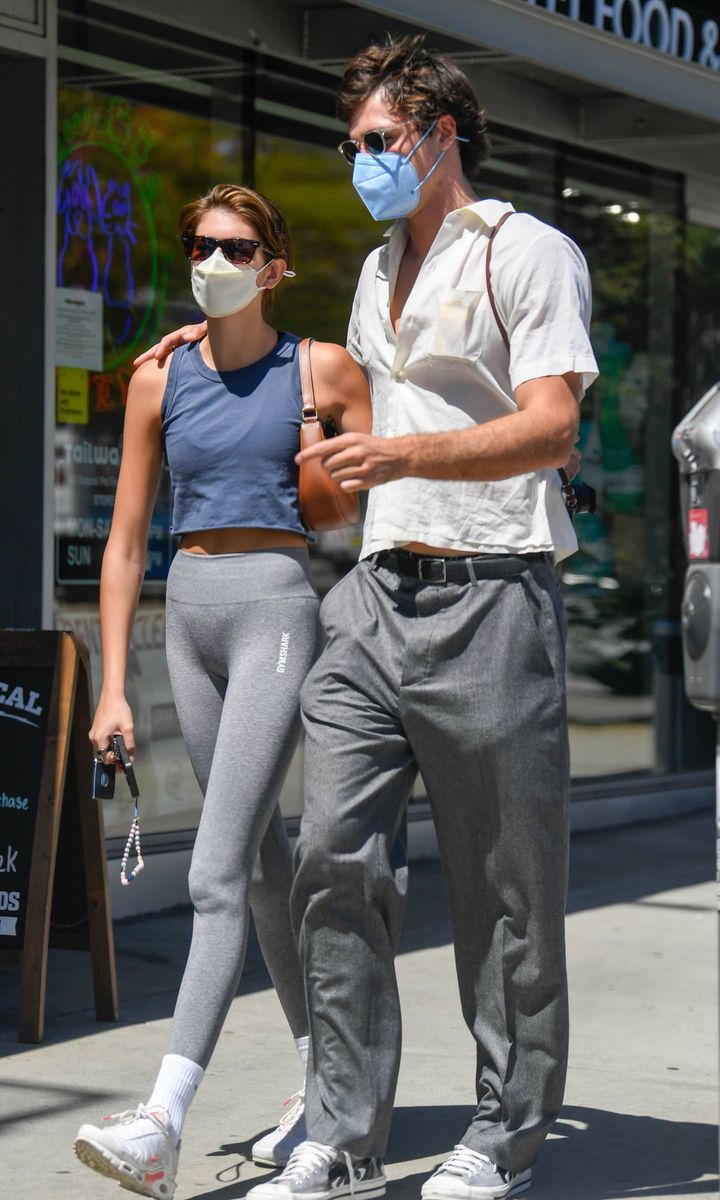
[0,630,118,1042]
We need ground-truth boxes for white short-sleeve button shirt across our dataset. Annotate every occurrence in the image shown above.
[348,199,599,563]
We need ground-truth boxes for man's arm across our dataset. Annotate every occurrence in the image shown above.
[295,371,579,492]
[295,225,593,490]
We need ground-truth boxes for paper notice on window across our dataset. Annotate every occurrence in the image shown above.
[56,288,103,371]
[56,366,90,424]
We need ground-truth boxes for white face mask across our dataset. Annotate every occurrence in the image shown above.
[190,247,292,318]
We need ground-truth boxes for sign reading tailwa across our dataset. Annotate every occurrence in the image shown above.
[522,0,720,70]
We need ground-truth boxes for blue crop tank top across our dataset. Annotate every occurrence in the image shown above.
[161,333,305,537]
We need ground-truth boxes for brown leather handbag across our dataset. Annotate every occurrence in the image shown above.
[297,337,361,531]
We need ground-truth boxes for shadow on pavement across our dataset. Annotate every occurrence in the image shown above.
[0,810,713,1055]
[183,1105,473,1200]
[0,1074,115,1127]
[184,1174,268,1200]
[168,1103,718,1200]
[382,810,714,957]
[566,809,714,916]
[536,1105,718,1198]
[387,1105,717,1200]
[386,1103,476,1163]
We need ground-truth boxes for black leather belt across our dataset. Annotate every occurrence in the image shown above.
[371,548,549,584]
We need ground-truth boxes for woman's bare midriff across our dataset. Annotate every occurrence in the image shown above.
[180,528,307,554]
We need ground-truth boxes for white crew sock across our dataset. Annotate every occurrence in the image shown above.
[146,1054,204,1140]
[294,1035,309,1072]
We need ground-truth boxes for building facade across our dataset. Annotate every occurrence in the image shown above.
[2,0,719,906]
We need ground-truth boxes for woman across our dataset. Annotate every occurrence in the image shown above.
[74,184,371,1200]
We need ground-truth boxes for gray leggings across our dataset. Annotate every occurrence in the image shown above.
[164,548,319,1068]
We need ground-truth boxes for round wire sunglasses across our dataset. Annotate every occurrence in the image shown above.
[337,120,418,165]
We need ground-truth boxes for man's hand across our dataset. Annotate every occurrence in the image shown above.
[133,322,207,367]
[296,432,406,492]
[296,373,581,490]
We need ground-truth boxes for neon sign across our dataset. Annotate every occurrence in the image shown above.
[55,94,173,587]
[57,98,162,369]
[57,162,138,343]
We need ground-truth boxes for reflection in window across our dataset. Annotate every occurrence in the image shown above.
[54,86,262,836]
[485,128,688,777]
[560,156,682,778]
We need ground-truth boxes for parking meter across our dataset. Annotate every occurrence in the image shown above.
[672,381,720,713]
[673,381,720,1160]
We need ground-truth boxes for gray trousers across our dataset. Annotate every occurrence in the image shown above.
[165,549,319,1068]
[292,555,570,1174]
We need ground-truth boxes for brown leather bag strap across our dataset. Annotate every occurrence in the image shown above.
[485,210,571,491]
[484,209,514,353]
[298,337,318,421]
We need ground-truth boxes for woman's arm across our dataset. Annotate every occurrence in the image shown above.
[89,359,167,758]
[307,341,372,435]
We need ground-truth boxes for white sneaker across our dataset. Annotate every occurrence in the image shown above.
[74,1104,179,1198]
[421,1145,532,1200]
[248,1140,386,1200]
[253,1089,307,1166]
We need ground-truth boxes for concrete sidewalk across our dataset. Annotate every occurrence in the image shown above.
[1,810,717,1200]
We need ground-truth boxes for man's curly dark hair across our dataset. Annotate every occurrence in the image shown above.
[337,33,490,179]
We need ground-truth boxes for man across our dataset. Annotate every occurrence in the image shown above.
[249,33,598,1200]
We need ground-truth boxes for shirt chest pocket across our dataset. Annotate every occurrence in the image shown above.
[432,288,485,361]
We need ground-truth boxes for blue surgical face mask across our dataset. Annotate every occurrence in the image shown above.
[352,121,456,221]
[350,122,439,225]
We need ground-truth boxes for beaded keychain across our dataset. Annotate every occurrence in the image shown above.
[120,802,144,886]
[110,735,145,886]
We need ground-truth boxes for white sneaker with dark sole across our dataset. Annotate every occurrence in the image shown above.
[421,1145,532,1200]
[253,1089,307,1167]
[248,1140,386,1200]
[74,1104,179,1199]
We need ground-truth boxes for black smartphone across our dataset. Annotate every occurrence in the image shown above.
[110,734,140,799]
[90,757,116,800]
[90,734,140,800]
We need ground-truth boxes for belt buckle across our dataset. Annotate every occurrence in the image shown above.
[418,557,446,583]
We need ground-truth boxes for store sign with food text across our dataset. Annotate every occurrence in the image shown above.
[522,0,720,70]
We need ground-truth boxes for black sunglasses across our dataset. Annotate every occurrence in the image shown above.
[181,233,271,266]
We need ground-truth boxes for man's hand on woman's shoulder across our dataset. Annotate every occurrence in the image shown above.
[133,322,207,368]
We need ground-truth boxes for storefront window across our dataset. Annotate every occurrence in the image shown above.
[685,224,720,404]
[559,153,683,777]
[484,130,686,777]
[54,15,383,837]
[53,4,710,845]
[54,87,259,836]
[480,126,557,224]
